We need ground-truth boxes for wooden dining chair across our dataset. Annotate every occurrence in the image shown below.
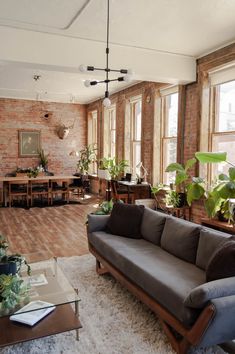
[8,180,29,207]
[51,179,69,205]
[110,180,135,204]
[30,179,50,207]
[68,176,85,200]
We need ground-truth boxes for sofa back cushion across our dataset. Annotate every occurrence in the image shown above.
[141,208,167,245]
[161,217,201,264]
[206,240,235,281]
[196,228,232,270]
[106,203,144,239]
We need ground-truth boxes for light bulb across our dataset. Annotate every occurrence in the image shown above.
[79,64,87,73]
[103,97,111,107]
[127,69,134,75]
[124,74,132,83]
[84,80,91,87]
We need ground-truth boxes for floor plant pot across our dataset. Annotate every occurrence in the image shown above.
[178,192,187,208]
[0,262,17,275]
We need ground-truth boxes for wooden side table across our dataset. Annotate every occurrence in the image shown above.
[201,218,235,234]
[165,206,191,221]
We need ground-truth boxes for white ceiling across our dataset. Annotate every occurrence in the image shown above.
[0,0,234,104]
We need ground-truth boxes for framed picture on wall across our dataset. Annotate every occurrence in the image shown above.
[19,130,41,157]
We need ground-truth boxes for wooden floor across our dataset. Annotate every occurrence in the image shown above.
[0,195,100,263]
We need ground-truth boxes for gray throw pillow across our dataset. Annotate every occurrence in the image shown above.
[196,228,231,270]
[106,203,144,239]
[206,240,235,282]
[141,208,167,245]
[161,217,201,264]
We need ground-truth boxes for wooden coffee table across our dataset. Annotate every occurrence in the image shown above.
[0,259,82,347]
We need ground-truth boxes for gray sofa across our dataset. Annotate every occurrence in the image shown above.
[87,207,235,354]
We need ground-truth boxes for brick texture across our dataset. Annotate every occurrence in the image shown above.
[0,99,87,176]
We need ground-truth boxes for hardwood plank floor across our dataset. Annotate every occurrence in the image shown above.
[0,196,100,263]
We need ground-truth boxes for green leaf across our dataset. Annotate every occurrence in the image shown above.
[229,167,235,181]
[186,183,205,206]
[175,172,188,185]
[195,152,227,163]
[185,158,196,172]
[218,173,229,181]
[165,163,184,172]
[192,176,204,184]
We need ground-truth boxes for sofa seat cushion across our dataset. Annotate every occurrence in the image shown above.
[141,208,167,245]
[88,231,205,326]
[161,217,201,264]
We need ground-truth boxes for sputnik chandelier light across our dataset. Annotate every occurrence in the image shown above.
[79,0,133,107]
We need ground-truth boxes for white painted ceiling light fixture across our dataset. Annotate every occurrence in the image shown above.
[79,0,133,107]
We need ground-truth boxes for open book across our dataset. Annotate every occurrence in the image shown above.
[10,300,55,326]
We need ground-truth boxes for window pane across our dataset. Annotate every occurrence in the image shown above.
[135,101,142,141]
[110,130,116,158]
[162,138,177,184]
[216,81,235,132]
[133,142,141,176]
[165,93,178,137]
[212,134,235,178]
[110,111,116,130]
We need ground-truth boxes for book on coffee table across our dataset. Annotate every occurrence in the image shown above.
[10,300,55,326]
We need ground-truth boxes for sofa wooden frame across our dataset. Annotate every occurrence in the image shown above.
[88,242,216,354]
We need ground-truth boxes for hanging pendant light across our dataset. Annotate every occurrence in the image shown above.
[79,0,133,107]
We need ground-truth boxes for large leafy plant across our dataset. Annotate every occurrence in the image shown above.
[77,144,97,174]
[195,152,235,218]
[100,157,128,180]
[165,158,206,206]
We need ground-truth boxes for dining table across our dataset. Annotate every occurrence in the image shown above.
[0,175,81,207]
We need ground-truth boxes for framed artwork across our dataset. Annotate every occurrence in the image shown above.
[19,130,41,157]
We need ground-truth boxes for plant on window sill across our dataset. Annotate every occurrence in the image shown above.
[195,152,235,220]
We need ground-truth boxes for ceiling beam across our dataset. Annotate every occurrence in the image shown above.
[0,26,196,85]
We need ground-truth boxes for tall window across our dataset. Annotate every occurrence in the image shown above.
[161,91,178,184]
[125,96,142,176]
[210,80,235,179]
[103,105,116,158]
[87,110,97,173]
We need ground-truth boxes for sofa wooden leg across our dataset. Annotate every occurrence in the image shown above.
[96,260,109,275]
[160,320,190,354]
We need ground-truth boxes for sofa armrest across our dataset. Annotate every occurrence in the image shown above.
[184,276,235,309]
[199,295,235,347]
[87,214,110,233]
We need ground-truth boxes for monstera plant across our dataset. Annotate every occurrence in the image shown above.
[195,152,235,218]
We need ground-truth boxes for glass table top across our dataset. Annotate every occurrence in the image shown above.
[0,258,80,318]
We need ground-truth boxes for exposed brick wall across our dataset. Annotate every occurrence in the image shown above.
[0,99,87,176]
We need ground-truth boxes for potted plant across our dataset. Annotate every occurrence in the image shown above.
[195,152,235,219]
[0,236,31,276]
[94,199,114,215]
[165,158,206,207]
[151,183,169,210]
[38,148,49,171]
[100,157,129,180]
[164,190,181,208]
[0,274,29,314]
[77,144,97,175]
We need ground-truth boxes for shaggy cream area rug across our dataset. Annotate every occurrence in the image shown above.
[0,254,226,354]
